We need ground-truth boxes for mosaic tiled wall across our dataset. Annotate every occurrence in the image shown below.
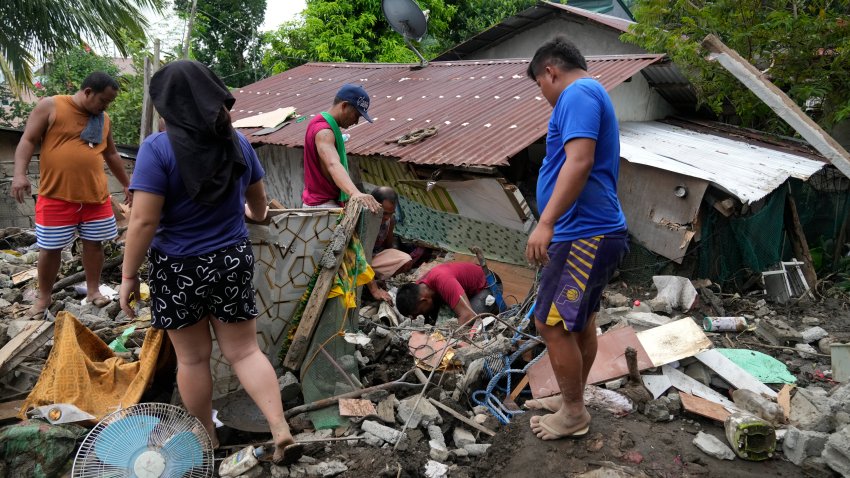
[210,208,340,398]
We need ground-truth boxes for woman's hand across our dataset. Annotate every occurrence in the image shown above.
[119,274,141,319]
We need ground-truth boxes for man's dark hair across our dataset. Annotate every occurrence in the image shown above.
[371,186,398,204]
[396,283,421,317]
[333,96,344,105]
[81,72,119,93]
[526,36,587,81]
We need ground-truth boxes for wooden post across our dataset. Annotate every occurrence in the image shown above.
[150,39,161,134]
[701,34,850,179]
[139,56,152,143]
[784,189,818,294]
[283,202,364,371]
[183,0,199,59]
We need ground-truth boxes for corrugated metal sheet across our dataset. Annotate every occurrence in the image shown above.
[544,1,634,32]
[232,55,664,167]
[619,121,827,204]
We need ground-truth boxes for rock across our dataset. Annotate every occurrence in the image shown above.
[693,431,735,460]
[423,460,449,478]
[795,343,820,358]
[624,312,673,329]
[463,443,491,456]
[754,317,803,346]
[666,392,682,414]
[0,288,20,303]
[280,372,301,402]
[456,358,486,398]
[78,313,108,330]
[453,336,511,365]
[790,387,835,433]
[6,320,34,339]
[782,426,829,466]
[643,399,673,422]
[362,389,389,402]
[294,429,333,442]
[429,440,450,461]
[604,292,630,308]
[802,316,820,326]
[289,464,307,478]
[648,297,673,315]
[0,298,11,308]
[822,425,850,476]
[361,420,405,447]
[427,425,446,448]
[830,383,850,414]
[397,396,441,428]
[452,427,476,448]
[684,362,712,386]
[362,432,384,447]
[304,461,347,477]
[818,337,837,355]
[473,414,488,424]
[375,395,398,423]
[755,307,771,318]
[271,465,290,478]
[801,326,829,344]
[604,378,625,390]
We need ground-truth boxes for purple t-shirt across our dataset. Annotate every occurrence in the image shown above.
[130,131,264,257]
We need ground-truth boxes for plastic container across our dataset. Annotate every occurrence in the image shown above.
[703,316,748,332]
[218,445,265,477]
[832,343,850,382]
[731,389,784,424]
[724,412,776,461]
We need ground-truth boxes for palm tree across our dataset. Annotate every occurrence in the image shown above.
[0,0,162,94]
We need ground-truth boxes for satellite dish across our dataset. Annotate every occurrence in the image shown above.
[382,0,429,67]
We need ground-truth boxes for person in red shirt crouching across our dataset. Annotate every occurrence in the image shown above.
[396,262,500,325]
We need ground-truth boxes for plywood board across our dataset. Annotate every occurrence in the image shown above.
[662,364,737,409]
[777,384,794,422]
[338,399,377,417]
[453,253,535,303]
[636,318,712,367]
[680,391,732,422]
[695,349,777,398]
[527,326,654,399]
[11,268,37,285]
[0,321,52,375]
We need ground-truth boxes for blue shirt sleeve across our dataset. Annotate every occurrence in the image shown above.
[552,81,603,145]
[130,134,169,196]
[238,133,265,184]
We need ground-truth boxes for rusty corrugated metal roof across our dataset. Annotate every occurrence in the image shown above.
[231,55,664,167]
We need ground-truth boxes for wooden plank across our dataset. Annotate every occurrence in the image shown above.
[680,391,732,423]
[453,253,535,302]
[427,398,496,437]
[636,318,712,367]
[777,384,794,422]
[338,399,377,417]
[283,202,364,371]
[695,349,777,398]
[0,399,25,423]
[701,34,850,179]
[11,268,37,285]
[0,320,53,375]
[784,192,818,295]
[509,375,529,402]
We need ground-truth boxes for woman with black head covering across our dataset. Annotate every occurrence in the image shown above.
[119,60,301,464]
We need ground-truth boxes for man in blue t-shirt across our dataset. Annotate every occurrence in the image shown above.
[524,37,629,440]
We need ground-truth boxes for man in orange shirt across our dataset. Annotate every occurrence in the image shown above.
[10,72,131,317]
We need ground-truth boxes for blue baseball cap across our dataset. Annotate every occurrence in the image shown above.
[336,83,373,123]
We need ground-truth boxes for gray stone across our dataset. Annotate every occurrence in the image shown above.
[427,425,446,448]
[0,288,20,303]
[818,337,837,355]
[456,358,486,399]
[782,426,830,465]
[684,362,712,386]
[648,297,673,315]
[294,429,332,442]
[828,382,850,414]
[0,298,11,308]
[280,372,301,402]
[304,461,348,477]
[362,432,384,447]
[452,427,476,448]
[801,326,829,344]
[397,395,441,428]
[791,388,835,433]
[624,311,674,329]
[362,389,389,402]
[822,425,850,476]
[452,448,469,458]
[693,431,735,460]
[289,464,307,478]
[429,440,450,461]
[453,336,511,365]
[643,398,673,422]
[78,313,108,330]
[754,317,803,346]
[795,343,820,358]
[270,465,290,478]
[6,320,35,339]
[604,378,625,390]
[423,460,449,478]
[802,316,821,326]
[463,443,491,456]
[361,420,406,449]
[604,292,630,308]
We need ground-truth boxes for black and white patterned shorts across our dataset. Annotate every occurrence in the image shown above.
[147,239,258,330]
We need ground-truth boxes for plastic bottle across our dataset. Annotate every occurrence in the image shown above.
[724,411,776,461]
[731,389,785,424]
[703,316,748,332]
[218,445,265,477]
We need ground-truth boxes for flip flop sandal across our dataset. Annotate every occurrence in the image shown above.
[533,414,590,439]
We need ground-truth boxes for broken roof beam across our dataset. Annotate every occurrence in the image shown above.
[701,34,850,179]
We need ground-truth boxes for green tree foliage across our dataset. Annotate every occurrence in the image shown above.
[440,0,540,49]
[262,0,456,74]
[38,46,120,97]
[174,0,266,87]
[0,0,161,93]
[0,85,34,128]
[622,0,850,133]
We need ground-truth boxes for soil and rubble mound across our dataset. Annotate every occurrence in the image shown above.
[1,227,850,477]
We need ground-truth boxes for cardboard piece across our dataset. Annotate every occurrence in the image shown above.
[338,399,377,417]
[680,391,732,422]
[777,384,794,422]
[232,107,296,128]
[695,349,777,398]
[527,326,654,398]
[636,318,712,367]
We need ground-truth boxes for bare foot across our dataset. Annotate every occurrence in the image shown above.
[271,423,301,465]
[529,408,591,440]
[524,394,563,413]
[88,294,111,308]
[24,301,49,319]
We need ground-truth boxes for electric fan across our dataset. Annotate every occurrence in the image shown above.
[72,403,214,478]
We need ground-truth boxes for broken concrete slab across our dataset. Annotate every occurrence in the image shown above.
[652,275,698,311]
[397,395,441,428]
[361,420,404,444]
[623,311,674,329]
[424,460,449,478]
[822,425,850,476]
[790,387,835,433]
[641,374,672,399]
[693,431,735,460]
[463,443,491,456]
[429,441,450,462]
[453,427,476,448]
[754,318,803,346]
[800,326,828,344]
[828,382,850,414]
[304,460,348,477]
[453,335,510,365]
[782,426,829,466]
[794,343,819,358]
[643,398,673,422]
